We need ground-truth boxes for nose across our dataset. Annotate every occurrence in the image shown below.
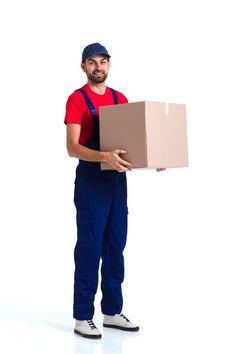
[95,63,102,71]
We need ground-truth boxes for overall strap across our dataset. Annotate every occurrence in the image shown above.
[110,87,118,104]
[77,87,118,117]
[78,88,97,117]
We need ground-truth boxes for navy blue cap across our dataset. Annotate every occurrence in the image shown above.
[82,42,111,62]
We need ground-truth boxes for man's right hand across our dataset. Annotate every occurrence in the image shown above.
[104,149,132,172]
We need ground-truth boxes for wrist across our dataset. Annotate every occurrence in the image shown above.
[100,151,109,163]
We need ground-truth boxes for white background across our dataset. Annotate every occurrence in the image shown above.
[0,0,236,353]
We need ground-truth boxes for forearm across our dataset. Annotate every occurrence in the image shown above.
[67,142,107,163]
[67,140,132,172]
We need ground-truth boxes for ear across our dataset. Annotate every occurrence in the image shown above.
[81,62,86,72]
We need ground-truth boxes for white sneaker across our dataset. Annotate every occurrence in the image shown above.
[74,320,102,339]
[103,313,139,332]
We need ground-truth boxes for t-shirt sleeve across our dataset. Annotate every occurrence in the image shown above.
[64,91,83,125]
[116,91,129,104]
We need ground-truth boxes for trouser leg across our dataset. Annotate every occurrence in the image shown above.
[101,173,128,315]
[73,209,106,320]
[73,166,112,320]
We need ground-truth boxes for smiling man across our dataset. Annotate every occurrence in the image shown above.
[64,43,139,339]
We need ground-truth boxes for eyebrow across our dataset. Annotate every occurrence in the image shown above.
[88,57,108,63]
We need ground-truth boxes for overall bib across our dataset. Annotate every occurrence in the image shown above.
[73,87,128,320]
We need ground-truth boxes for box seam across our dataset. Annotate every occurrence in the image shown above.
[144,102,148,166]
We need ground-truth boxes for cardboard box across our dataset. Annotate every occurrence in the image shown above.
[99,101,188,170]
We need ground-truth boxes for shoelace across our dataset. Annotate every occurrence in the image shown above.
[120,313,130,322]
[87,320,97,329]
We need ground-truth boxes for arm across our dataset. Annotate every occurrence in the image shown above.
[66,123,132,173]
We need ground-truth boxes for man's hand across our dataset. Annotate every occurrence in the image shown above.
[104,149,132,172]
[156,168,166,172]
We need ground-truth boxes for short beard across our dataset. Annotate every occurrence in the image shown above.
[87,71,108,83]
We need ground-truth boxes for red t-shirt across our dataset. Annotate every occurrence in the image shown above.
[64,84,128,145]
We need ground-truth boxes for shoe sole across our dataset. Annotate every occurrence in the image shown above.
[103,324,139,332]
[74,328,102,339]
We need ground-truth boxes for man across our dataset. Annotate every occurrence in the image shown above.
[64,43,139,339]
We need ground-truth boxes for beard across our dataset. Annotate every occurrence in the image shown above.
[87,70,108,83]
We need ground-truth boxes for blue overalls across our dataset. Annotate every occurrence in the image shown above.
[73,87,128,320]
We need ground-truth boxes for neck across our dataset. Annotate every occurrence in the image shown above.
[87,81,106,94]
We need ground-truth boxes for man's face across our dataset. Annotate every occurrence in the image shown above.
[81,55,110,83]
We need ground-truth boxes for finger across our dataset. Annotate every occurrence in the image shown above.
[116,161,131,172]
[115,149,127,155]
[115,154,132,166]
[116,165,129,173]
[117,157,132,167]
